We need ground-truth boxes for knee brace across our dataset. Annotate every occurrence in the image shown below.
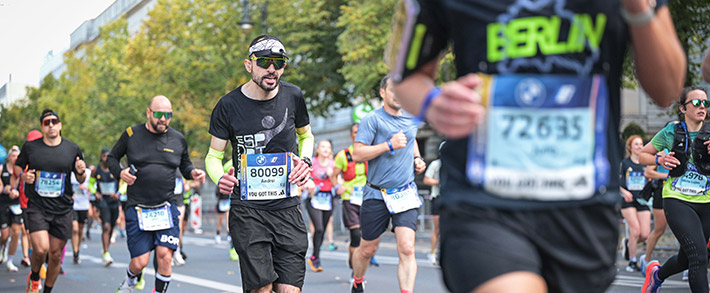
[350,228,361,248]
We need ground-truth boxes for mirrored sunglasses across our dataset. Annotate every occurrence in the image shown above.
[250,56,287,70]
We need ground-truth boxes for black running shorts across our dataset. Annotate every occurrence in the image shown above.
[439,203,618,293]
[341,201,361,228]
[229,205,308,291]
[73,210,88,224]
[25,208,73,240]
[360,199,418,241]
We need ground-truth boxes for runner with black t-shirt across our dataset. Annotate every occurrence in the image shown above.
[112,95,206,293]
[618,135,651,272]
[89,148,119,267]
[13,109,87,293]
[205,34,313,293]
[389,0,685,292]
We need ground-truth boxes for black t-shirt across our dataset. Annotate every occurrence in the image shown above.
[0,164,18,205]
[94,165,118,204]
[15,139,84,214]
[397,0,667,210]
[107,124,195,208]
[209,81,310,210]
[620,157,646,199]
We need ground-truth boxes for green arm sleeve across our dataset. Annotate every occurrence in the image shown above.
[298,130,314,159]
[223,159,233,173]
[205,147,225,185]
[118,180,127,195]
[88,177,97,194]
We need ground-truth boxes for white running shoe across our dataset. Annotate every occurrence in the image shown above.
[214,235,221,244]
[6,261,18,272]
[103,252,114,267]
[427,253,438,266]
[116,278,135,293]
[173,251,185,266]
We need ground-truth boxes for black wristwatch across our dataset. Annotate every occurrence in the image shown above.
[301,157,312,168]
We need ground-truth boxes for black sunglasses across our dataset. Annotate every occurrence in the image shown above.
[42,118,59,127]
[684,99,710,108]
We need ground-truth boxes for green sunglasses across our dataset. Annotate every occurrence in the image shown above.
[151,110,173,119]
[250,56,287,70]
[684,99,710,108]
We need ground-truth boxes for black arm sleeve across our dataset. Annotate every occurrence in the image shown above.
[108,130,129,180]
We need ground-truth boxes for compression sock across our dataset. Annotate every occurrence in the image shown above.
[155,273,171,293]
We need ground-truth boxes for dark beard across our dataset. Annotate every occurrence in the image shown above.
[151,120,168,133]
[253,74,279,92]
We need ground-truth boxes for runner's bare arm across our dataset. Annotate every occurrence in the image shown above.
[352,142,389,163]
[625,1,685,107]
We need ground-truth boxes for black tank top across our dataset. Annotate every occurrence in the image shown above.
[1,164,17,204]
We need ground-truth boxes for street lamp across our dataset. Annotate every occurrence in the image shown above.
[238,0,254,30]
[238,0,268,34]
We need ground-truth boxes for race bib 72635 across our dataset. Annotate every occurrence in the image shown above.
[467,74,609,201]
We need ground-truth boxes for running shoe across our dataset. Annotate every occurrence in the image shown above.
[103,252,114,266]
[59,266,65,275]
[86,229,91,240]
[226,234,232,244]
[328,242,338,251]
[640,254,648,277]
[642,261,663,293]
[21,257,30,267]
[135,269,145,291]
[622,238,629,260]
[25,272,41,293]
[351,280,365,293]
[73,253,81,264]
[111,234,117,244]
[682,269,688,281]
[214,235,221,244]
[173,251,185,267]
[116,278,136,293]
[308,256,323,272]
[625,261,639,272]
[369,256,379,267]
[7,260,18,272]
[119,229,126,238]
[229,248,239,261]
[427,253,437,266]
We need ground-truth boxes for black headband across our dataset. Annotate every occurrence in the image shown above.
[40,111,60,124]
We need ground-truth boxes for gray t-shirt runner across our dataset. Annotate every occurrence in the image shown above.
[355,107,418,201]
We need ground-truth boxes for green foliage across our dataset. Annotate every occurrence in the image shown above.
[621,122,645,141]
[337,0,395,100]
[624,1,710,88]
[1,0,707,165]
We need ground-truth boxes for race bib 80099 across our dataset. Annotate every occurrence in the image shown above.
[240,152,295,200]
[467,74,609,201]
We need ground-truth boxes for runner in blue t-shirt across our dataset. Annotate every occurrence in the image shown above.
[350,75,426,292]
